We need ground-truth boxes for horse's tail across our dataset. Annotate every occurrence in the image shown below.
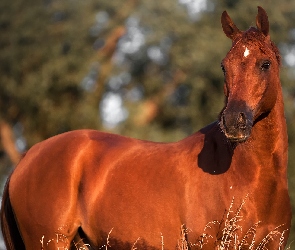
[1,176,25,250]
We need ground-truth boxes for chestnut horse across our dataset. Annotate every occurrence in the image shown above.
[1,6,292,250]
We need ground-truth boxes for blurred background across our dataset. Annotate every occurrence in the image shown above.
[0,0,294,248]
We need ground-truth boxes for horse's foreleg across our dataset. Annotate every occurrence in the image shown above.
[70,227,95,250]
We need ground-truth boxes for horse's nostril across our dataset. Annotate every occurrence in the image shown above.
[237,112,246,129]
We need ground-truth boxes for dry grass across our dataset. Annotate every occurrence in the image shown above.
[174,195,291,250]
[40,196,291,250]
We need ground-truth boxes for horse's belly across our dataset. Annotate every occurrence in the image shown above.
[83,207,183,249]
[80,173,185,249]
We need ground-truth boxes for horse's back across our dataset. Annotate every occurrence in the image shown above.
[9,129,142,205]
[11,129,135,177]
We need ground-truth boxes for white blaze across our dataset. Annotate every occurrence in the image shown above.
[244,47,250,57]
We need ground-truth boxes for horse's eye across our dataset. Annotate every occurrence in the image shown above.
[261,61,271,71]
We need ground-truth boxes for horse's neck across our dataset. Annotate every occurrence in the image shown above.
[246,86,288,171]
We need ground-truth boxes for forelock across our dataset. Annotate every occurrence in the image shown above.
[232,27,281,66]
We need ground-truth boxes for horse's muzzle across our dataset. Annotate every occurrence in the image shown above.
[220,104,253,143]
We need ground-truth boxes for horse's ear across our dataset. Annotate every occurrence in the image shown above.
[221,11,241,40]
[256,6,269,37]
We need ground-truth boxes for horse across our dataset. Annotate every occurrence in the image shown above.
[1,6,291,250]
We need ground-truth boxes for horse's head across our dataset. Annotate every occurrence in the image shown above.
[219,6,280,143]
